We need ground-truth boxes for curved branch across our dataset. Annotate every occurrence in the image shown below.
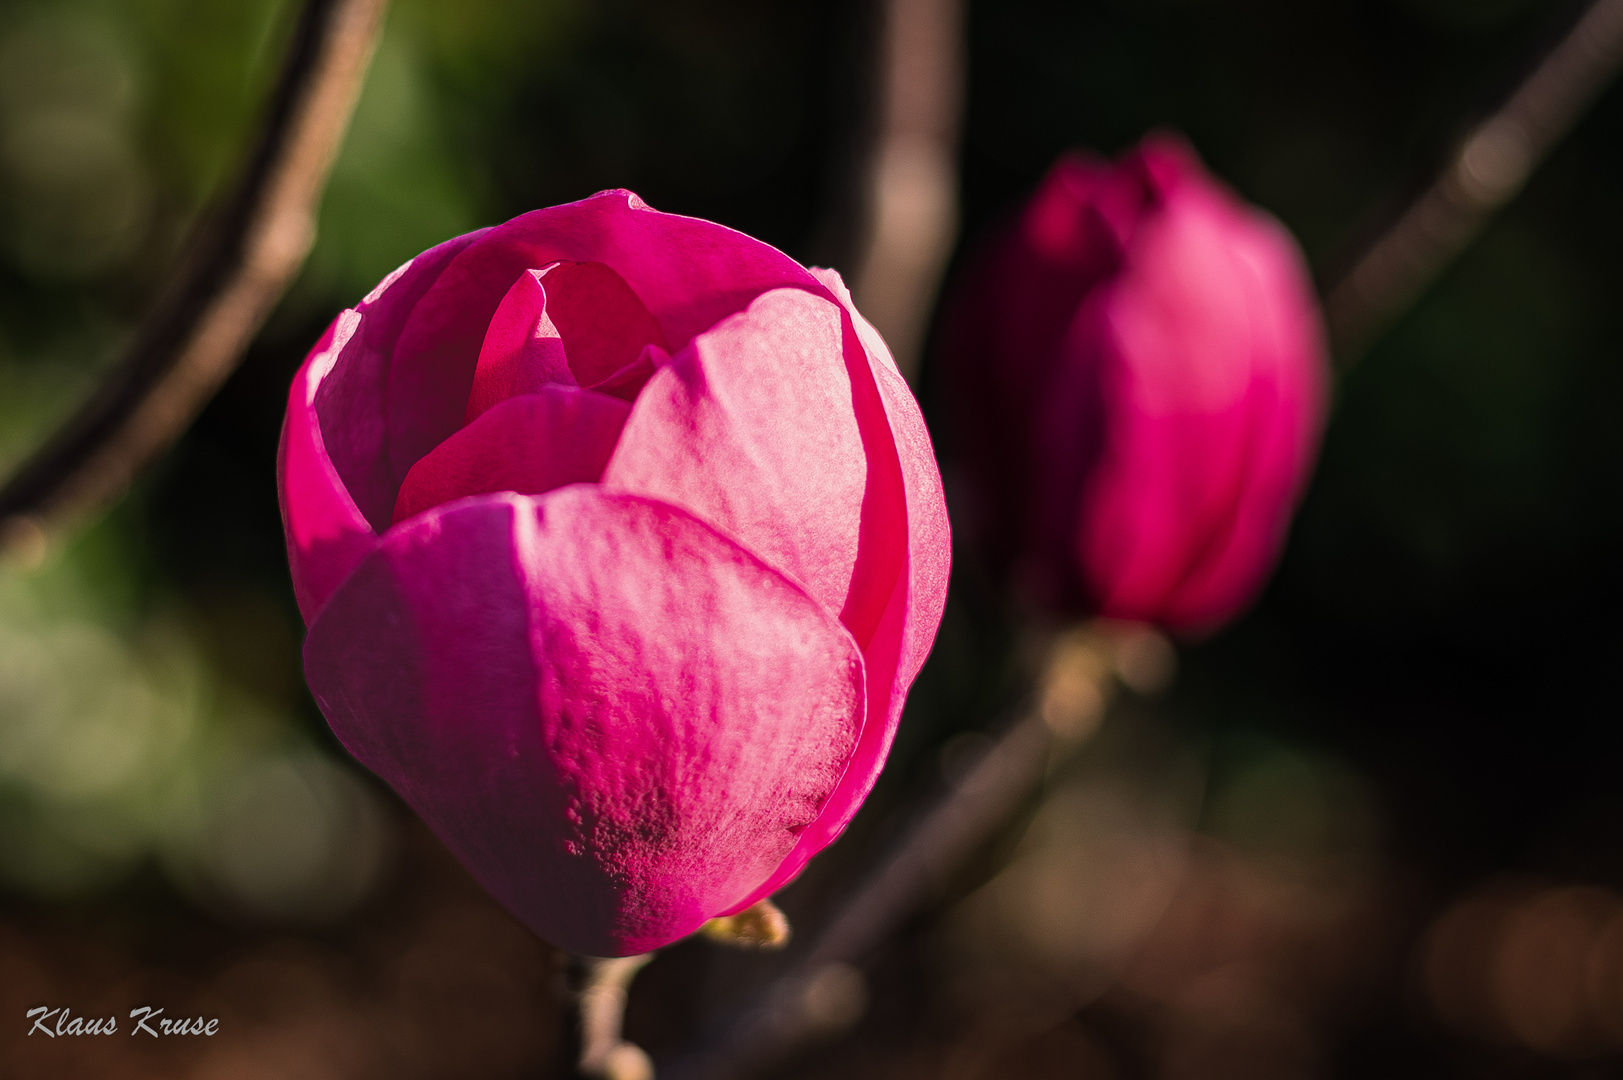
[0,0,391,551]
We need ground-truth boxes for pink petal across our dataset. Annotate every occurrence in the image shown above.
[1154,212,1327,631]
[1069,172,1326,631]
[464,266,575,424]
[808,266,900,376]
[279,311,377,624]
[1070,198,1258,620]
[866,354,953,728]
[394,387,631,524]
[587,342,668,402]
[541,260,668,387]
[378,191,831,497]
[310,230,489,534]
[722,270,952,908]
[604,286,906,651]
[282,231,489,622]
[303,488,866,956]
[807,268,953,703]
[465,260,668,423]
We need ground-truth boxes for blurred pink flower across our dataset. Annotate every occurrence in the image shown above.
[278,190,949,956]
[939,134,1327,633]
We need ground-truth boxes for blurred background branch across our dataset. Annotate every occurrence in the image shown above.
[1323,0,1623,357]
[847,0,964,384]
[0,0,388,559]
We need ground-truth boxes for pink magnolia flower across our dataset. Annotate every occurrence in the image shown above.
[940,134,1327,633]
[278,190,949,956]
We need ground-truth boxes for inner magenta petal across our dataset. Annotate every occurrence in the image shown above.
[467,266,575,423]
[394,387,630,524]
[543,261,669,387]
[587,343,669,402]
[466,262,668,423]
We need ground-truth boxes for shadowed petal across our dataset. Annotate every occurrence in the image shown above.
[279,311,377,623]
[542,260,668,388]
[394,387,630,524]
[465,261,668,422]
[303,488,866,956]
[310,231,489,534]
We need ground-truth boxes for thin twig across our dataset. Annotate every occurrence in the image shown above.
[1323,0,1623,357]
[663,622,1173,1080]
[848,0,966,384]
[0,0,391,558]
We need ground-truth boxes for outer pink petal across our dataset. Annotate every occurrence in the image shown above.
[303,487,866,956]
[378,191,833,501]
[728,270,952,907]
[279,311,377,624]
[393,387,630,524]
[866,353,953,728]
[604,277,950,908]
[602,286,906,650]
[808,266,901,377]
[310,230,489,534]
[809,267,952,704]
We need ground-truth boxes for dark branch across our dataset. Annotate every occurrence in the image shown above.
[0,0,391,548]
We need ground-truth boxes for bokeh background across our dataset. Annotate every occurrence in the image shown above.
[3,0,1623,1076]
